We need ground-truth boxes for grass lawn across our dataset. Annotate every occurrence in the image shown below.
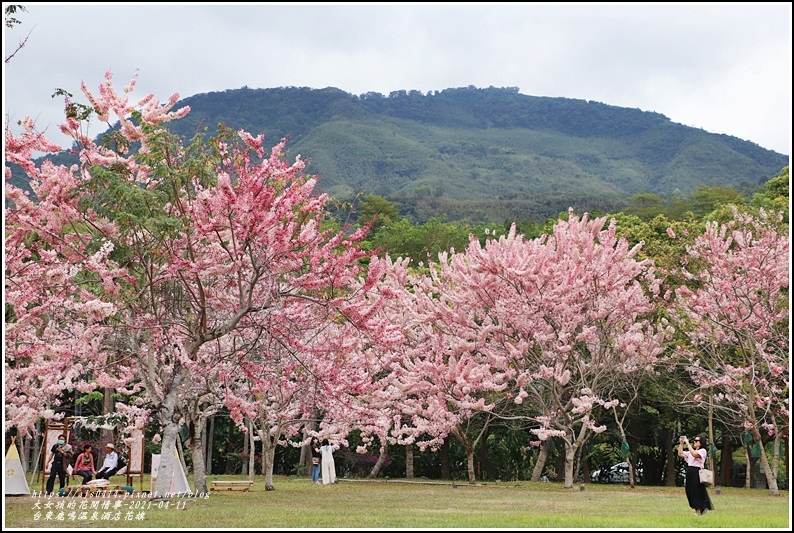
[3,475,790,529]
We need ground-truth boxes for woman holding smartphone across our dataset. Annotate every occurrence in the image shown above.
[678,434,714,516]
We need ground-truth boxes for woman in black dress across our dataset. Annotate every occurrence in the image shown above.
[678,434,714,516]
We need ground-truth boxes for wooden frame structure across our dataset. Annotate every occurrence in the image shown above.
[121,429,145,492]
[40,418,75,492]
[71,418,147,492]
[43,417,147,492]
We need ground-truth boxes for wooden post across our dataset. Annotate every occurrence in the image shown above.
[708,388,716,476]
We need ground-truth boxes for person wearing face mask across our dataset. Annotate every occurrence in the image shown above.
[678,434,714,516]
[45,434,73,495]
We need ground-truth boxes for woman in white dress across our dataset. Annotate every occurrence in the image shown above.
[320,439,337,485]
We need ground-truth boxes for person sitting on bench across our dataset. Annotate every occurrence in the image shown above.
[74,443,97,484]
[95,443,120,480]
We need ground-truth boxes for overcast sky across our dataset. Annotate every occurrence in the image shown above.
[3,3,792,155]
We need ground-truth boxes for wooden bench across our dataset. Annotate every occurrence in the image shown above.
[209,480,254,492]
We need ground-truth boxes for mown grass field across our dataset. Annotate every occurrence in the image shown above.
[4,475,790,529]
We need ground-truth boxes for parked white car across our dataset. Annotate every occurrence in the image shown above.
[590,461,643,483]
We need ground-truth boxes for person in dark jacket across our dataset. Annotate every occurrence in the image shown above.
[45,434,73,494]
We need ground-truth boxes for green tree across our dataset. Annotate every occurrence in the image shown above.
[356,193,401,232]
[705,167,789,225]
[622,192,666,221]
[750,166,789,218]
[690,184,744,218]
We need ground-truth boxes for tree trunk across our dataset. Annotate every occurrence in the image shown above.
[224,420,234,474]
[611,406,635,488]
[747,385,780,495]
[440,439,451,480]
[465,446,476,484]
[664,430,676,487]
[405,443,414,479]
[783,428,791,490]
[751,428,780,495]
[772,431,782,481]
[478,436,495,482]
[190,417,207,494]
[744,445,752,489]
[563,440,578,489]
[205,416,214,475]
[264,445,277,491]
[556,444,565,482]
[531,441,549,482]
[368,442,389,478]
[29,421,43,486]
[242,419,250,475]
[450,427,476,484]
[247,420,256,481]
[261,444,267,477]
[153,421,180,500]
[100,387,115,447]
[298,426,310,478]
[261,436,276,491]
[21,435,30,476]
[153,370,187,500]
[628,443,638,489]
[719,434,732,487]
[707,387,715,475]
[256,418,282,491]
[297,415,320,478]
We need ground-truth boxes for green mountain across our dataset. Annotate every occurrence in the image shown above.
[168,86,788,223]
[9,86,788,224]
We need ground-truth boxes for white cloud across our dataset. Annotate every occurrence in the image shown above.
[3,3,791,154]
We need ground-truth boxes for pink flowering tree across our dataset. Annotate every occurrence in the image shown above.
[114,127,378,497]
[438,212,671,488]
[224,345,308,490]
[350,255,517,484]
[321,256,433,477]
[671,208,789,496]
[282,255,413,479]
[5,111,141,437]
[226,319,364,490]
[6,71,384,497]
[213,241,410,490]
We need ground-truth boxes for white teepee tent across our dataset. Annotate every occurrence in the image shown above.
[150,448,190,495]
[5,437,31,495]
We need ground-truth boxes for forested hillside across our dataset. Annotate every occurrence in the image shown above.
[166,85,788,223]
